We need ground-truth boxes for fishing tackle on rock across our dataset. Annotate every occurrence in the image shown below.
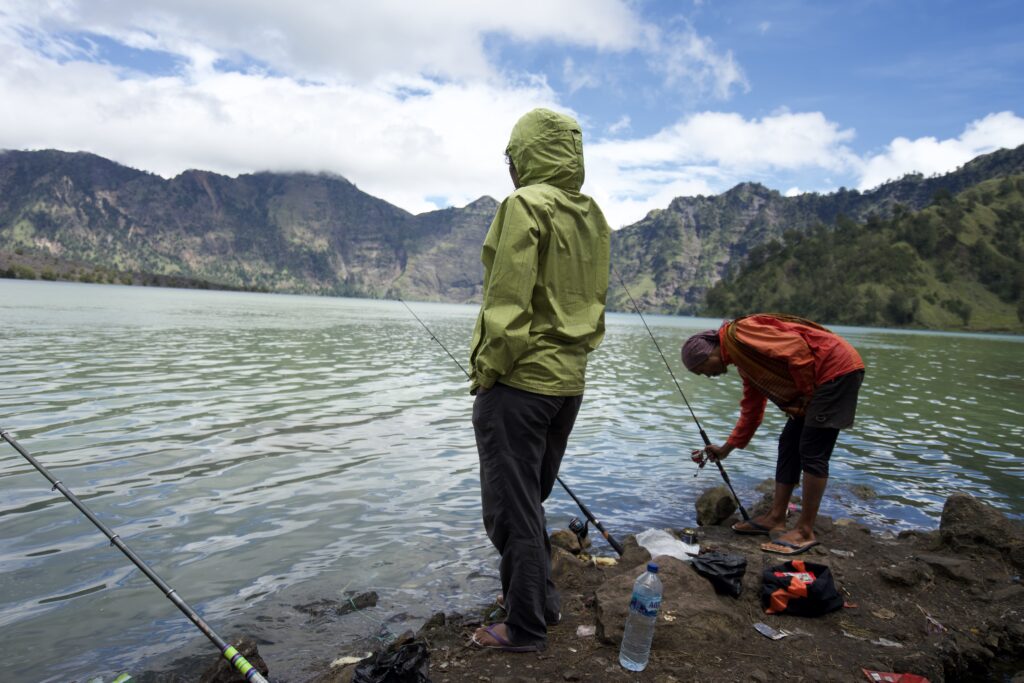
[398,298,625,556]
[1,428,269,683]
[611,270,751,522]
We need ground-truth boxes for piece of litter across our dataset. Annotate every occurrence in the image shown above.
[662,612,677,622]
[924,615,947,634]
[872,608,896,620]
[575,625,596,637]
[754,622,787,640]
[330,654,369,667]
[842,630,867,641]
[871,637,904,648]
[568,647,577,653]
[831,549,855,558]
[591,556,617,567]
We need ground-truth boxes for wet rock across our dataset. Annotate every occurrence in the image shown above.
[754,478,775,496]
[695,486,737,526]
[940,493,1024,570]
[849,484,877,500]
[199,636,269,683]
[835,518,872,534]
[296,591,379,618]
[594,556,744,647]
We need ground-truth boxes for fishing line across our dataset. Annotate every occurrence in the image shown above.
[1,428,270,683]
[611,269,751,521]
[398,299,625,555]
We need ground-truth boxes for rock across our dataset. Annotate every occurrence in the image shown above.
[296,591,379,617]
[600,535,651,579]
[940,493,1024,570]
[835,518,871,534]
[551,546,590,590]
[594,556,744,647]
[550,529,583,554]
[915,553,978,582]
[695,486,737,526]
[878,560,934,588]
[562,670,581,681]
[748,669,769,683]
[754,478,775,496]
[199,636,270,683]
[849,484,877,500]
[989,584,1024,602]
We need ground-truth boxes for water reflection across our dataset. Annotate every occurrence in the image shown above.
[0,281,1021,681]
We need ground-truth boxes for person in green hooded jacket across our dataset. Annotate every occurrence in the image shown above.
[469,108,610,652]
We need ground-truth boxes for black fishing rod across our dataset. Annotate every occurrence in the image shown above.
[1,428,269,683]
[397,298,625,556]
[611,270,751,522]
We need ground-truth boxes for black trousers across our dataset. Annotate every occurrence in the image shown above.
[472,382,583,647]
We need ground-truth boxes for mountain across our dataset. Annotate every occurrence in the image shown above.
[3,145,1023,332]
[0,149,492,298]
[703,175,1024,332]
[609,144,1024,315]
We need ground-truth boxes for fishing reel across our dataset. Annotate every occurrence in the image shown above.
[568,516,589,545]
[691,447,710,477]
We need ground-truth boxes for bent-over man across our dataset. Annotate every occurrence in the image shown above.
[682,313,865,555]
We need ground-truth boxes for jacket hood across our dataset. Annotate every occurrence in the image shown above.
[506,108,585,192]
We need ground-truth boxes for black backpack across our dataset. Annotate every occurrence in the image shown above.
[760,559,843,616]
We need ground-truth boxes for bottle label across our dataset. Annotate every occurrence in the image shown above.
[629,591,661,618]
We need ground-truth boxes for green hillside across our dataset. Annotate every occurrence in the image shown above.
[703,176,1024,332]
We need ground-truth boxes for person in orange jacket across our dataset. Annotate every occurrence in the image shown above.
[681,313,865,555]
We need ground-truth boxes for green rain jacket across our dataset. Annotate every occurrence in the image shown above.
[469,109,611,396]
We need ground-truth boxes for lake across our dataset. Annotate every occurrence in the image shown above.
[1,279,1021,681]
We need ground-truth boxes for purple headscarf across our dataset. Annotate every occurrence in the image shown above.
[681,329,720,371]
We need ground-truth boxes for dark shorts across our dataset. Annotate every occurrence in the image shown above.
[776,370,864,483]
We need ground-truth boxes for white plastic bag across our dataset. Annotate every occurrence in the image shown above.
[635,528,696,562]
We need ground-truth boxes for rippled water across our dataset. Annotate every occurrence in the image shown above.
[1,280,1021,681]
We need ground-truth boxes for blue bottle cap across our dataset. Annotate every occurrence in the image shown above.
[647,562,659,573]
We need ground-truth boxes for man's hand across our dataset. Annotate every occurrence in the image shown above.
[703,443,734,461]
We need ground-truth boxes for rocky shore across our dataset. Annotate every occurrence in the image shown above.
[144,490,1023,683]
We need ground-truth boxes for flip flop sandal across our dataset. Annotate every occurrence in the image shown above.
[471,624,542,653]
[731,519,773,536]
[761,539,820,556]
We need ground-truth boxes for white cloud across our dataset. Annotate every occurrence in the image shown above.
[6,0,647,83]
[586,111,859,227]
[562,57,601,93]
[857,111,1024,189]
[607,115,632,135]
[650,24,749,99]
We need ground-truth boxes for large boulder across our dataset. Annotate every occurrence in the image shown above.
[695,486,737,526]
[940,493,1024,571]
[594,556,745,648]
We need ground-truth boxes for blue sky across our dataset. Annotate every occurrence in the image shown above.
[2,0,1023,228]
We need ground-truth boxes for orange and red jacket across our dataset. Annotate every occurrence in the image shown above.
[719,314,864,449]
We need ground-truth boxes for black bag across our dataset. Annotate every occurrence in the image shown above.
[760,559,843,616]
[352,640,430,683]
[689,551,747,597]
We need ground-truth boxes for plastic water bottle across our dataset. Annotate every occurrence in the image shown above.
[618,562,663,671]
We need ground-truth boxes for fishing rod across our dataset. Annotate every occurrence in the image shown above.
[611,270,751,522]
[397,298,625,556]
[1,428,269,683]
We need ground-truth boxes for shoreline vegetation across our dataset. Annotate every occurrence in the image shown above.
[3,265,1023,337]
[137,488,1024,683]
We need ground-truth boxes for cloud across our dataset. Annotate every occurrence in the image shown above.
[586,110,859,227]
[562,57,601,93]
[607,115,632,135]
[857,111,1024,189]
[6,0,647,83]
[650,24,749,99]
